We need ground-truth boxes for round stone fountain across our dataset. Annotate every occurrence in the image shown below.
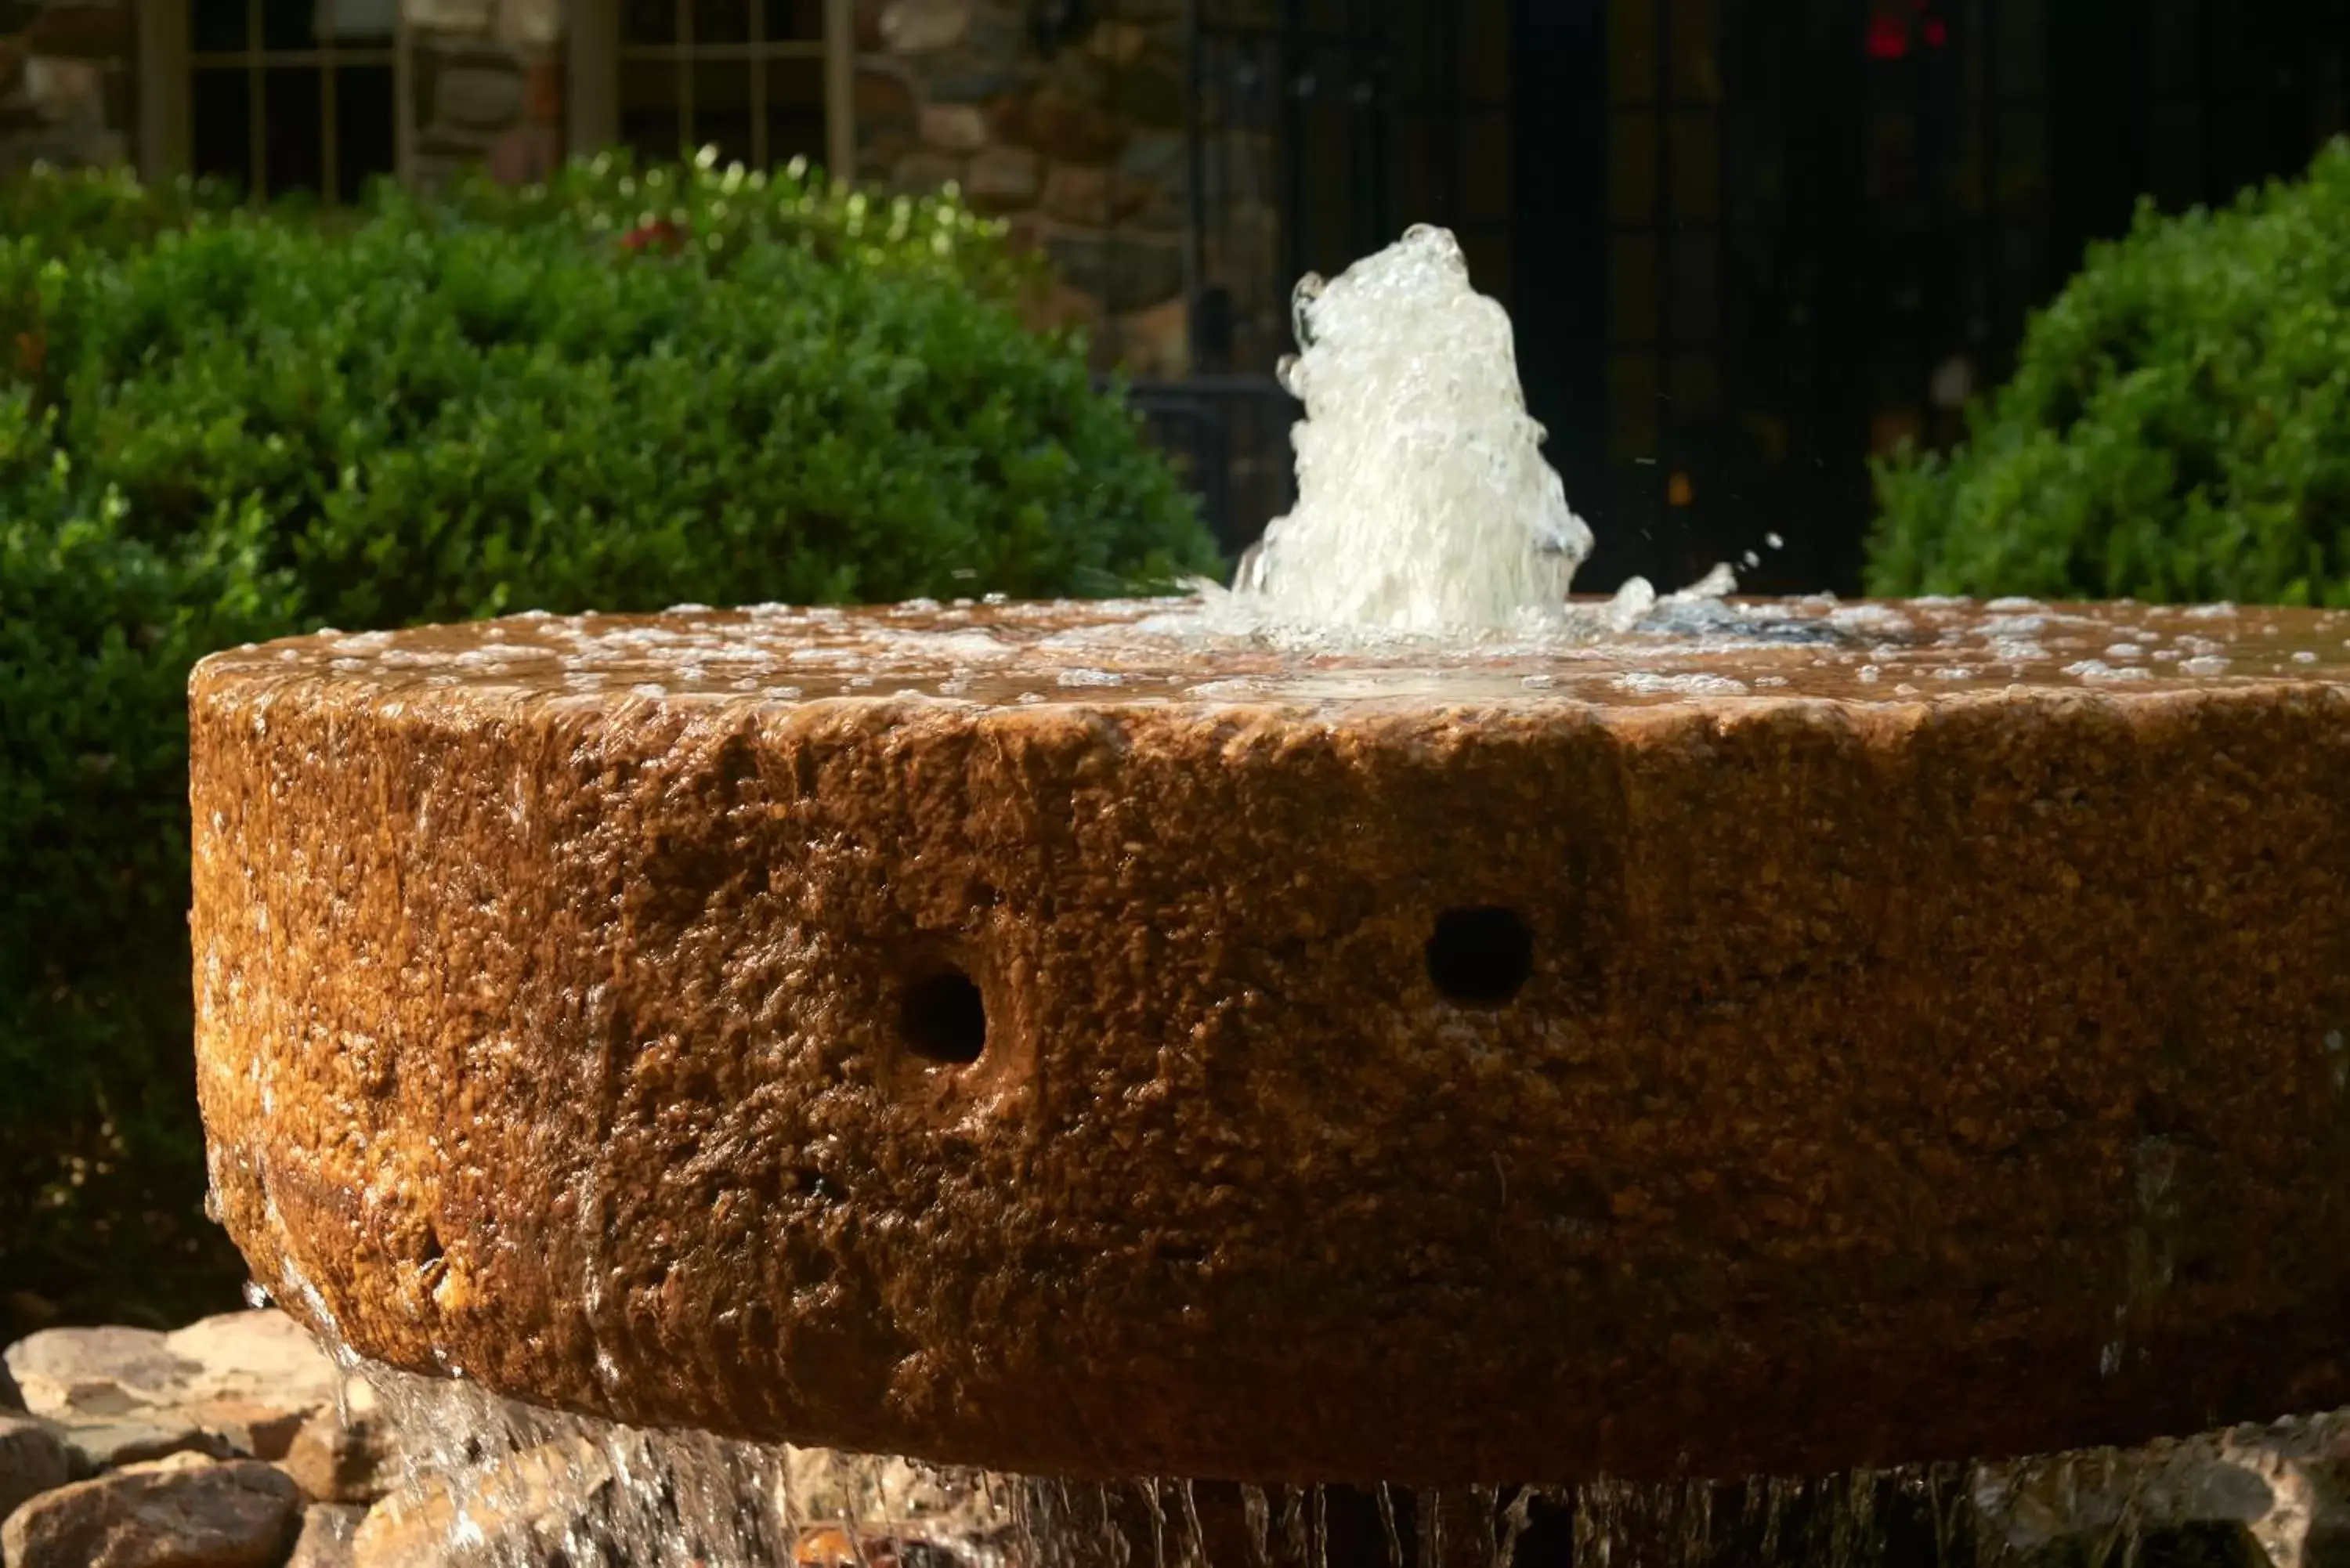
[187,226,2350,1502]
[191,590,2350,1489]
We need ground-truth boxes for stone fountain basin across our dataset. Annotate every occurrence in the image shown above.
[190,595,2350,1487]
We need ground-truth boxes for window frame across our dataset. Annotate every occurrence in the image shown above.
[564,0,855,175]
[138,0,854,191]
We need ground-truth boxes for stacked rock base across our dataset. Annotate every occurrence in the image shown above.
[10,1310,2350,1566]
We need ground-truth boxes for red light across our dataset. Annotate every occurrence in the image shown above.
[1866,13,1909,58]
[1924,17,1948,45]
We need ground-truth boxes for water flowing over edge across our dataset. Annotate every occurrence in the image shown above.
[347,1352,2336,1568]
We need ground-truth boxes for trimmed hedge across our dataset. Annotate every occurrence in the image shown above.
[1868,138,2350,606]
[0,398,297,1323]
[0,158,1216,1328]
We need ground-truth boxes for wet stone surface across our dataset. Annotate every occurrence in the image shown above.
[198,594,2350,710]
[190,595,2350,1483]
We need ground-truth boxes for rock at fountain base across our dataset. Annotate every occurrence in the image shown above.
[0,1453,303,1567]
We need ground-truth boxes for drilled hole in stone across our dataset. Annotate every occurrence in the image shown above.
[901,967,988,1064]
[1426,906,1534,1005]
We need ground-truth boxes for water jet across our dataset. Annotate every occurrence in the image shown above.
[188,227,2350,1553]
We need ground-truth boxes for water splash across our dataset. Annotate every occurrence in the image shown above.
[356,1358,1050,1567]
[348,1355,2326,1568]
[1235,226,1596,633]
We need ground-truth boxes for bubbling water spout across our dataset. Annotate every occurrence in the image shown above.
[1235,224,1596,634]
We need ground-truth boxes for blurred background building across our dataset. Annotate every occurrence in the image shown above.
[5,0,2346,588]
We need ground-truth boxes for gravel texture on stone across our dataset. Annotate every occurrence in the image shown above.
[0,1413,71,1528]
[284,1502,363,1568]
[188,599,2350,1484]
[0,1454,303,1568]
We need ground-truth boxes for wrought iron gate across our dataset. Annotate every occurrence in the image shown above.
[1112,0,1415,557]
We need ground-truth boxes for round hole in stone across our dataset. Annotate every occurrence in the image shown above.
[1426,906,1534,1006]
[901,966,988,1064]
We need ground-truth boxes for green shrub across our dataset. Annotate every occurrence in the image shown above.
[0,391,297,1324]
[0,161,1215,1328]
[421,146,1047,303]
[0,164,241,261]
[1868,138,2350,605]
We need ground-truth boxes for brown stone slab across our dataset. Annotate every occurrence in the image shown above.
[190,597,2350,1485]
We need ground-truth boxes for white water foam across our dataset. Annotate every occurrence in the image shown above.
[1231,225,1598,634]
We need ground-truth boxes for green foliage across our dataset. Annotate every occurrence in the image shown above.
[0,159,1214,1328]
[421,146,1050,302]
[0,164,241,261]
[0,389,297,1324]
[1868,138,2350,606]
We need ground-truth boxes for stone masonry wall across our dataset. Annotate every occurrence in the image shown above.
[853,0,1192,378]
[0,0,128,175]
[403,0,563,189]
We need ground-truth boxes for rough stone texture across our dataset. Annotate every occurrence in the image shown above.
[349,1436,613,1566]
[180,1400,308,1464]
[161,1311,344,1418]
[52,1418,237,1473]
[285,1502,365,1568]
[0,0,129,175]
[857,0,1195,378]
[190,598,2350,1486]
[403,0,562,190]
[4,1310,363,1485]
[0,1413,72,1530]
[281,1407,395,1505]
[5,1325,201,1414]
[0,1454,303,1568]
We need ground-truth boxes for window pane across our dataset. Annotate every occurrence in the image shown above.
[1611,230,1661,345]
[1459,0,1509,106]
[1670,234,1718,343]
[696,0,750,45]
[191,67,251,188]
[765,55,825,167]
[763,0,822,42]
[2150,0,2200,92]
[1672,0,1717,104]
[1611,0,1655,103]
[319,0,396,44]
[1459,227,1512,307]
[193,0,248,54]
[334,63,396,199]
[1993,104,2045,207]
[2149,103,2200,211]
[1461,109,1509,223]
[620,59,685,161]
[261,0,313,50]
[1608,352,1661,464]
[624,0,678,45]
[691,60,754,166]
[1994,0,2044,96]
[264,67,324,197]
[1391,110,1437,222]
[1668,352,1722,423]
[1669,110,1718,219]
[1609,111,1657,222]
